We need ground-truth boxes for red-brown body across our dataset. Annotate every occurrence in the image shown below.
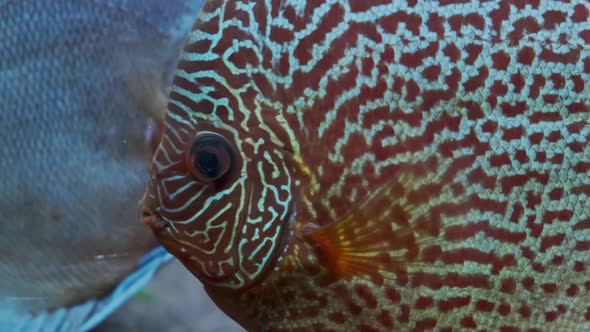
[144,1,590,330]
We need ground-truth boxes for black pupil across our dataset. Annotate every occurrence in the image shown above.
[197,150,220,179]
[190,133,233,182]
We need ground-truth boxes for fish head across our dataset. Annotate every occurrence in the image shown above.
[142,54,297,291]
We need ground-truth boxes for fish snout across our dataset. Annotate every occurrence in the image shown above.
[141,206,168,232]
[140,180,168,232]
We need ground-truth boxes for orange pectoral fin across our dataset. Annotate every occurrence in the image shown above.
[303,161,469,280]
[303,186,417,280]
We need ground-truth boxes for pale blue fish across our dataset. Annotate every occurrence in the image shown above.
[0,0,203,330]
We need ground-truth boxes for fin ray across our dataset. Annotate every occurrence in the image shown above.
[303,159,468,280]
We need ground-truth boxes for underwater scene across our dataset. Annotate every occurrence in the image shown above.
[1,0,589,331]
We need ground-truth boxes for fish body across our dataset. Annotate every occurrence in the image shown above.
[144,0,590,331]
[0,0,201,329]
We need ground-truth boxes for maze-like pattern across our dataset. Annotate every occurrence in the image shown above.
[146,0,590,330]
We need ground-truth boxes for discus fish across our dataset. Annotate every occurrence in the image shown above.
[143,1,590,330]
[0,0,201,329]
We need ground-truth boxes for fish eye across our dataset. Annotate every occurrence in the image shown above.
[187,132,233,183]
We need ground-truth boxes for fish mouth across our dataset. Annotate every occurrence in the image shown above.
[141,206,168,232]
[140,178,169,233]
[140,197,181,260]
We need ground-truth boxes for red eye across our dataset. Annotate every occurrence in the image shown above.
[187,132,234,182]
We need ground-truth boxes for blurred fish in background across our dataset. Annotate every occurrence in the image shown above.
[96,259,243,332]
[0,0,233,331]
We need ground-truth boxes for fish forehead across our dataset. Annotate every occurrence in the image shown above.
[168,0,590,330]
[172,0,590,217]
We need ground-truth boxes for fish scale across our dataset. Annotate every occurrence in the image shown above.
[144,0,590,331]
[0,0,202,329]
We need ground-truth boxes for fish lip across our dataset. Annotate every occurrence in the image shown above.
[141,206,168,232]
[141,178,169,233]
